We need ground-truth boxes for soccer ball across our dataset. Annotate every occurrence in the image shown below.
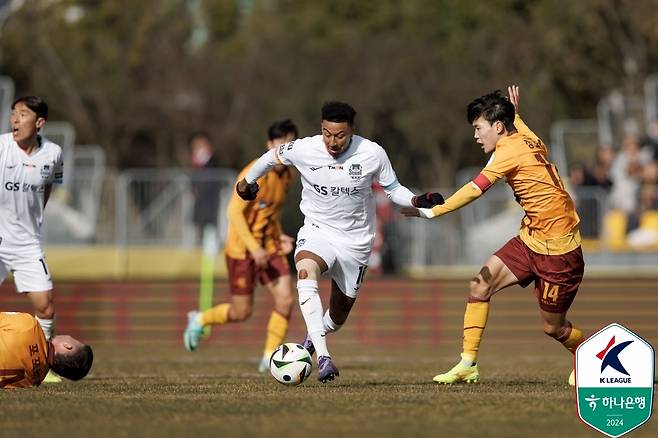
[269,343,312,386]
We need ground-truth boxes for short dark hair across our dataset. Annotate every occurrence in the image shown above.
[11,96,48,120]
[467,90,515,131]
[51,344,94,381]
[321,101,356,127]
[267,119,298,140]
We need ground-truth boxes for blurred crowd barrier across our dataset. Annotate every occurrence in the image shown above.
[39,164,658,280]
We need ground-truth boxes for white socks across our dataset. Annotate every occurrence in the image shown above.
[35,316,55,341]
[297,279,329,358]
[323,310,342,333]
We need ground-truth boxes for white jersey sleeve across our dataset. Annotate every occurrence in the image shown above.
[49,148,63,184]
[373,144,399,190]
[274,138,303,167]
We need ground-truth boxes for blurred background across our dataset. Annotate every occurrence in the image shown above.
[1,0,658,278]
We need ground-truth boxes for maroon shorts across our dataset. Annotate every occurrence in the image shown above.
[494,236,584,313]
[225,254,291,295]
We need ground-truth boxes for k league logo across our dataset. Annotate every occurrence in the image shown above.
[597,336,633,381]
[575,323,655,437]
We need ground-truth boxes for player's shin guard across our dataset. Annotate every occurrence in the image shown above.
[200,303,231,326]
[462,299,490,364]
[35,316,55,341]
[264,311,289,357]
[322,310,342,334]
[557,322,584,354]
[297,279,329,358]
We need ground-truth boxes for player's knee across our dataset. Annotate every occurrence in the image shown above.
[469,279,491,301]
[298,269,308,280]
[35,304,55,319]
[275,292,295,312]
[230,305,252,321]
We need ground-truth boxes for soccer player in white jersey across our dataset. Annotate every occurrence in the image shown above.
[0,96,64,383]
[236,101,444,382]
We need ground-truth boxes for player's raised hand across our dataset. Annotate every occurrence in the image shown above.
[508,85,520,113]
[412,192,445,208]
[236,178,259,200]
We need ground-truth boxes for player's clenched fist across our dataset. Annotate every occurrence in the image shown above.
[236,178,259,200]
[411,192,444,208]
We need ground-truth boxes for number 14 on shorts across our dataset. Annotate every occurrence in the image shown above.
[542,282,559,303]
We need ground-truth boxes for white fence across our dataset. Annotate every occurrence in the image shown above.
[114,168,237,248]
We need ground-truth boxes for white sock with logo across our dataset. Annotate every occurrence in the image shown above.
[297,279,329,358]
[323,310,342,334]
[35,315,55,341]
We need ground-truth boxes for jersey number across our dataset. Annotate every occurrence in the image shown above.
[542,282,559,303]
[534,153,563,189]
[0,369,26,387]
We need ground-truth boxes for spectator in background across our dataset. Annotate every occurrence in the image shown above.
[640,118,658,159]
[636,160,658,218]
[189,131,221,242]
[608,134,653,230]
[567,150,614,238]
[590,147,614,192]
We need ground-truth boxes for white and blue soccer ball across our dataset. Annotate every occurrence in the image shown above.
[269,343,312,386]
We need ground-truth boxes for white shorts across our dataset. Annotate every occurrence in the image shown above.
[0,244,53,292]
[294,224,369,298]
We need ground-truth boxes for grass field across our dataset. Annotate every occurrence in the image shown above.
[1,278,656,437]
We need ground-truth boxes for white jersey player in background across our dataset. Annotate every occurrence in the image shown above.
[0,96,64,383]
[236,101,445,382]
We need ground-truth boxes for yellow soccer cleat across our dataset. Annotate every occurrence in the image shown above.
[568,370,575,386]
[43,369,63,383]
[433,361,479,384]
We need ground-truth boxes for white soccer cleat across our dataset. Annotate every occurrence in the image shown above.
[258,355,270,373]
[183,311,204,351]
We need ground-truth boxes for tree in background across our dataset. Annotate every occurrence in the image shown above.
[0,0,657,188]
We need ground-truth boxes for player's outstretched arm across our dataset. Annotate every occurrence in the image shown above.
[401,180,484,219]
[236,148,283,200]
[383,183,444,208]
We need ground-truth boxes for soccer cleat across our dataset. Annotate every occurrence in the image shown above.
[43,369,63,383]
[258,355,270,373]
[568,370,575,386]
[317,355,339,383]
[300,333,315,357]
[183,310,204,352]
[433,361,479,384]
